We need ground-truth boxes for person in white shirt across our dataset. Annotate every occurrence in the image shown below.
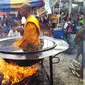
[21,16,26,27]
[8,23,21,37]
[64,21,68,30]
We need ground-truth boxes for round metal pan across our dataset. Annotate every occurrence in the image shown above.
[0,36,57,66]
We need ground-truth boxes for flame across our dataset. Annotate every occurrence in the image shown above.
[0,58,39,85]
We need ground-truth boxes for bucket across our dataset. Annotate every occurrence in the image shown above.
[52,30,64,39]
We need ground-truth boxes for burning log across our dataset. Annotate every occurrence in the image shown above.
[14,72,49,85]
[0,72,12,85]
[1,80,11,85]
[0,72,4,84]
[0,58,39,85]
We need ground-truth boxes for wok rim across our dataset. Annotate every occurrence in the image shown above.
[0,36,57,55]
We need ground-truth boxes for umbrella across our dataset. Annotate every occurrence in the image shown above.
[0,0,45,11]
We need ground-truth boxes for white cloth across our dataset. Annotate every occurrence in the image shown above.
[8,30,21,37]
[64,22,68,29]
[21,17,26,24]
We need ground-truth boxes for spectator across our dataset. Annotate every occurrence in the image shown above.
[75,28,83,61]
[51,13,58,31]
[76,22,83,31]
[8,23,21,37]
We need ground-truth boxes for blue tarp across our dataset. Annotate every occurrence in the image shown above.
[31,1,44,7]
[0,0,10,4]
[0,0,10,10]
[0,0,44,10]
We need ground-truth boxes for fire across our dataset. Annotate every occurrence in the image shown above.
[0,58,39,85]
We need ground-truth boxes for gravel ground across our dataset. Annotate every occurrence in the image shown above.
[43,53,84,85]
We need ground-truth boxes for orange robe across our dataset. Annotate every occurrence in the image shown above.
[13,15,40,50]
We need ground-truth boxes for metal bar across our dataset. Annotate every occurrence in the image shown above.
[52,57,60,64]
[41,60,50,82]
[49,56,53,85]
[69,0,72,17]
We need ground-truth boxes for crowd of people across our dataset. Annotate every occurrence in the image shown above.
[0,16,20,38]
[0,11,84,38]
[39,11,84,33]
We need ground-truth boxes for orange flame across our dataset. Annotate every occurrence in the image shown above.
[0,58,39,85]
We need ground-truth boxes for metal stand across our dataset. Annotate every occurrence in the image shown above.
[49,55,60,85]
[41,60,50,82]
[49,56,53,85]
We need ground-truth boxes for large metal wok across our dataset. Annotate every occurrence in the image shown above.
[0,36,57,66]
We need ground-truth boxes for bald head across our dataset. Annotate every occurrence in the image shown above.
[20,3,31,18]
[21,3,31,12]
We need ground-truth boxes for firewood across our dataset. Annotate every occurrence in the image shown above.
[0,72,4,84]
[1,80,11,85]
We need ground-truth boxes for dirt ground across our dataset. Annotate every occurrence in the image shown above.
[43,53,84,85]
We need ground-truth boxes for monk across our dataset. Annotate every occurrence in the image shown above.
[13,3,40,51]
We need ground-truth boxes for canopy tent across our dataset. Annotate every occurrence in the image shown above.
[0,0,45,11]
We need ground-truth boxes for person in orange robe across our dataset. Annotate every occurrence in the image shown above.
[13,3,40,51]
